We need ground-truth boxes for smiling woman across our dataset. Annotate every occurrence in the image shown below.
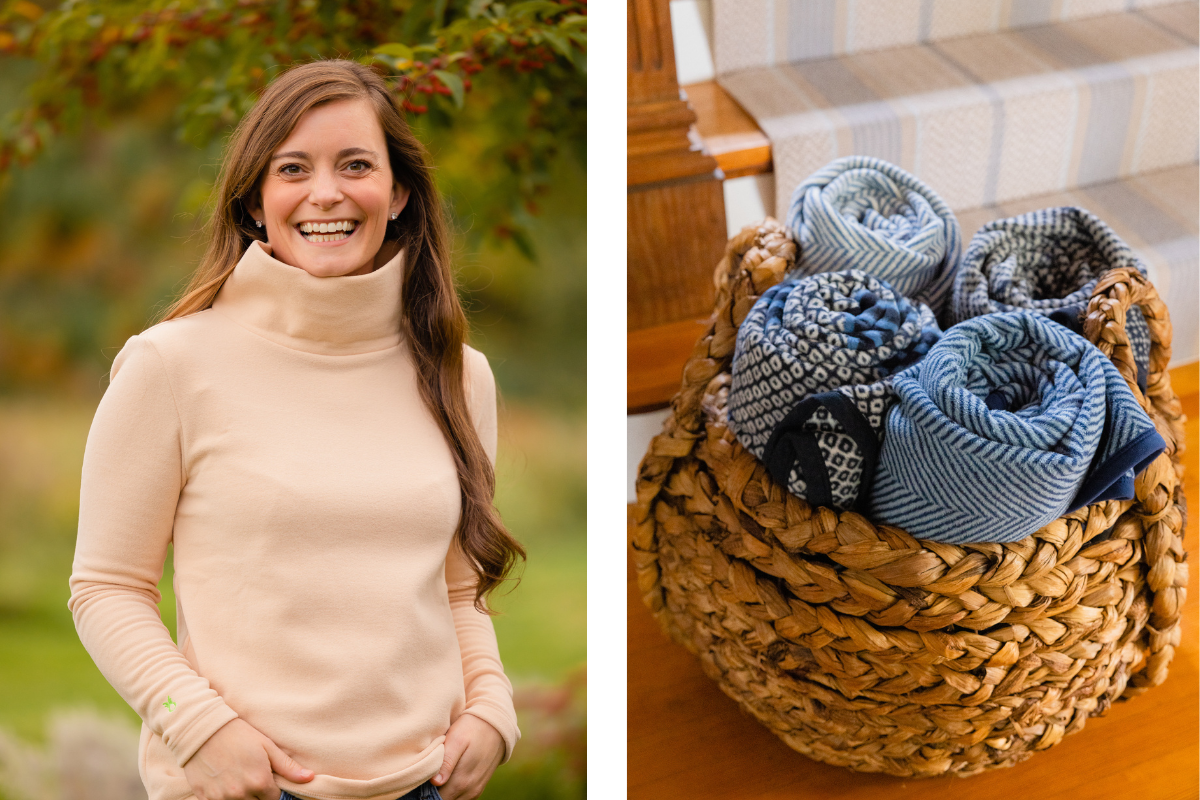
[67,60,524,800]
[249,101,411,277]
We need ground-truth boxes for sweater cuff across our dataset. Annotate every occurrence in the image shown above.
[462,704,520,764]
[164,702,241,768]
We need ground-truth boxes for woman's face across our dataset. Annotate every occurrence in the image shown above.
[249,97,411,277]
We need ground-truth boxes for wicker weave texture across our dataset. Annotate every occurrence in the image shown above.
[630,219,1188,778]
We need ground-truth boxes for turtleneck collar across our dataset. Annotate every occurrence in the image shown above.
[211,240,405,355]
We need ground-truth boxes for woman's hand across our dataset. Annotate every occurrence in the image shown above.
[430,714,505,800]
[182,718,315,800]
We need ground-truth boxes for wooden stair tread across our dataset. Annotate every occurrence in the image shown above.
[685,80,772,179]
[627,317,711,412]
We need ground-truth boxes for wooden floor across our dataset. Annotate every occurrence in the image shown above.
[627,363,1200,800]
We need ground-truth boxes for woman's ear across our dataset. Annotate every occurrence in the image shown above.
[244,194,263,227]
[391,183,412,219]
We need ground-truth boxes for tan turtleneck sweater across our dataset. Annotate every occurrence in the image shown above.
[69,240,519,800]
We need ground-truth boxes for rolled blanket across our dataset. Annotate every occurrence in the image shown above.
[870,312,1166,544]
[952,206,1152,391]
[785,156,961,317]
[727,270,941,511]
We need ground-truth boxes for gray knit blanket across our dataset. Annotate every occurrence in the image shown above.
[727,270,941,511]
[952,206,1152,390]
[870,312,1166,544]
[785,156,961,318]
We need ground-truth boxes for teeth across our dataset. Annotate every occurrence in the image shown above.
[299,220,357,234]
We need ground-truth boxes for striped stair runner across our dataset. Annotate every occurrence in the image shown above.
[714,0,1193,70]
[718,3,1197,215]
[709,0,1198,362]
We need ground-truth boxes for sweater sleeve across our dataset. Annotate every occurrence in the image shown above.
[444,347,520,762]
[68,335,239,767]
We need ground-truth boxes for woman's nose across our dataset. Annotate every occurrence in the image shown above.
[309,167,344,208]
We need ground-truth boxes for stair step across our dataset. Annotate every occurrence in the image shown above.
[713,0,1196,73]
[718,3,1198,218]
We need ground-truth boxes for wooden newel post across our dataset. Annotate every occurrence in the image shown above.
[627,0,728,332]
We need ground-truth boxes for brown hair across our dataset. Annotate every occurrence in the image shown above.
[158,59,523,610]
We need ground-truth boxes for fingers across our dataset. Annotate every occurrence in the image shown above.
[182,719,312,800]
[245,773,282,800]
[264,739,315,784]
[434,741,500,800]
[432,731,467,789]
[434,750,488,800]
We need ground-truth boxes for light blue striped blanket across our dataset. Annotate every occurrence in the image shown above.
[870,312,1166,544]
[953,207,1152,391]
[785,156,961,318]
[727,270,941,511]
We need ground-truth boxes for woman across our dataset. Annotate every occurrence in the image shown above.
[68,60,524,800]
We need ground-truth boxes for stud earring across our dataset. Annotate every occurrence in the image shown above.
[255,220,263,228]
[390,213,398,220]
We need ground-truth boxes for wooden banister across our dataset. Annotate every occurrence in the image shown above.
[627,0,728,338]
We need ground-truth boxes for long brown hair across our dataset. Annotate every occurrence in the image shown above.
[158,59,523,611]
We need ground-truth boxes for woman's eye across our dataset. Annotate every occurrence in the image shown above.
[279,163,303,176]
[347,160,370,172]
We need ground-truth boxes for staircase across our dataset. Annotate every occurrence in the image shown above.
[713,0,1198,358]
[718,3,1196,207]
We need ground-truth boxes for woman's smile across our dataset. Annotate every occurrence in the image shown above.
[296,219,360,244]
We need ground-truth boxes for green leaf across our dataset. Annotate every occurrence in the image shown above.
[372,43,414,61]
[433,69,464,109]
[540,29,572,59]
[510,225,537,261]
[467,0,492,19]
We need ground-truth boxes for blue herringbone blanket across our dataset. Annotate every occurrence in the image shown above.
[727,270,941,511]
[870,312,1166,543]
[785,156,961,318]
[953,207,1152,390]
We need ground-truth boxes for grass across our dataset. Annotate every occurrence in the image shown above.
[0,395,586,745]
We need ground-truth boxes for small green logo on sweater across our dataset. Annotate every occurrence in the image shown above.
[163,696,176,712]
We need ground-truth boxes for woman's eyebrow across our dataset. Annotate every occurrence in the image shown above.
[270,147,379,162]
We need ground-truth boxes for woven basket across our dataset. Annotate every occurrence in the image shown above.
[630,219,1188,778]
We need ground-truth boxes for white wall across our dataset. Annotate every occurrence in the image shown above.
[670,0,715,85]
